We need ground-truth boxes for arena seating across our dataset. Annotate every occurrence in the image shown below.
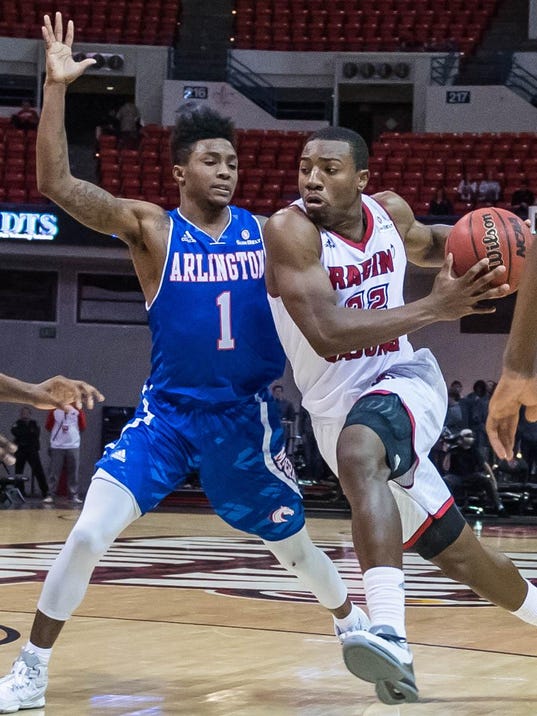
[3,123,535,216]
[96,126,537,216]
[0,118,41,204]
[233,0,498,55]
[0,0,181,45]
[369,131,536,215]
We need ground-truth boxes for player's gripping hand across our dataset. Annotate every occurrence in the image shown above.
[427,254,510,321]
[42,12,96,86]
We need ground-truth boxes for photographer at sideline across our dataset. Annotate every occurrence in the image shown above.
[442,429,506,516]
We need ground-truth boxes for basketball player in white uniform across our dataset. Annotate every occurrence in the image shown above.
[264,126,537,705]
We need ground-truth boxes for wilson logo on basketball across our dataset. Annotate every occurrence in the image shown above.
[0,535,535,607]
[480,213,503,269]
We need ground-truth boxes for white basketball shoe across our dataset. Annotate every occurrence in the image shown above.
[0,648,48,713]
[334,605,371,643]
[342,624,418,705]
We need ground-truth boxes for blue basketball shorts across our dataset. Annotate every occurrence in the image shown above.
[95,386,305,541]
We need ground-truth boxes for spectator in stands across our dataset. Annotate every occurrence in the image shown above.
[45,405,87,504]
[271,383,296,452]
[486,380,497,399]
[115,100,142,148]
[460,379,491,461]
[95,107,120,142]
[443,428,506,515]
[10,407,48,499]
[445,387,465,435]
[11,100,39,131]
[298,404,327,481]
[510,179,535,220]
[477,170,502,206]
[450,379,464,400]
[428,187,453,216]
[457,174,477,207]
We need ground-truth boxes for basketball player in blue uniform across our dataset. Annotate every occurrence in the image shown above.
[264,126,537,705]
[0,15,368,713]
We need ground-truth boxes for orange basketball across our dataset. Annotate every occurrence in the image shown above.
[445,207,534,294]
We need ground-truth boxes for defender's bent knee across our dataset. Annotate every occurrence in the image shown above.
[67,523,111,562]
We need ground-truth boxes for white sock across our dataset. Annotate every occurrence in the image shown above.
[26,641,52,666]
[511,579,537,626]
[363,566,406,638]
[333,603,367,632]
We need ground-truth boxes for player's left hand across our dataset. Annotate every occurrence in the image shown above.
[486,372,537,459]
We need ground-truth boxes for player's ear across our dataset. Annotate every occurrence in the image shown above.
[356,169,369,191]
[172,165,186,185]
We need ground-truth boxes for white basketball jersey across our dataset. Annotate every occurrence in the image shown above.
[268,194,416,419]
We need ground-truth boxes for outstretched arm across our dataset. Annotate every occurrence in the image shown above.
[37,13,165,247]
[0,374,104,411]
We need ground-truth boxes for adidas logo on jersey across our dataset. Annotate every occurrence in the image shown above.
[325,237,336,248]
[110,449,127,463]
[180,230,196,243]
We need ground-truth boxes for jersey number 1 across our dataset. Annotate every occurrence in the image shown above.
[216,291,235,350]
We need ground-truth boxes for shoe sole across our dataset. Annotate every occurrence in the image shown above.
[0,695,45,713]
[342,635,418,705]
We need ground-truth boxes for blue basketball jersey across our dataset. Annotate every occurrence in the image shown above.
[148,206,286,405]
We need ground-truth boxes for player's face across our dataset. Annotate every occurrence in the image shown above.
[174,138,238,208]
[298,139,369,228]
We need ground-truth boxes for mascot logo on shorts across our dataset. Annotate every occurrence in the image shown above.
[270,506,295,523]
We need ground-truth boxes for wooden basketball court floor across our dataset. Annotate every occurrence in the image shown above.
[1,504,537,715]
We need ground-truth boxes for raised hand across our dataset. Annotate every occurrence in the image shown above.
[42,12,96,85]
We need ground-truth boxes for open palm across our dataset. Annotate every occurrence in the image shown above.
[42,12,96,85]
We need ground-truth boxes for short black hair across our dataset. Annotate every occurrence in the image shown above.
[170,102,236,164]
[305,126,369,170]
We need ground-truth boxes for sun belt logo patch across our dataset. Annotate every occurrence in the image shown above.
[270,506,295,523]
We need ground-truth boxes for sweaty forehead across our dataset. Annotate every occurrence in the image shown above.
[301,138,352,162]
[191,138,236,158]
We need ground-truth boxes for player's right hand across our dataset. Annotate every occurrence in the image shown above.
[428,254,510,320]
[42,12,96,85]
